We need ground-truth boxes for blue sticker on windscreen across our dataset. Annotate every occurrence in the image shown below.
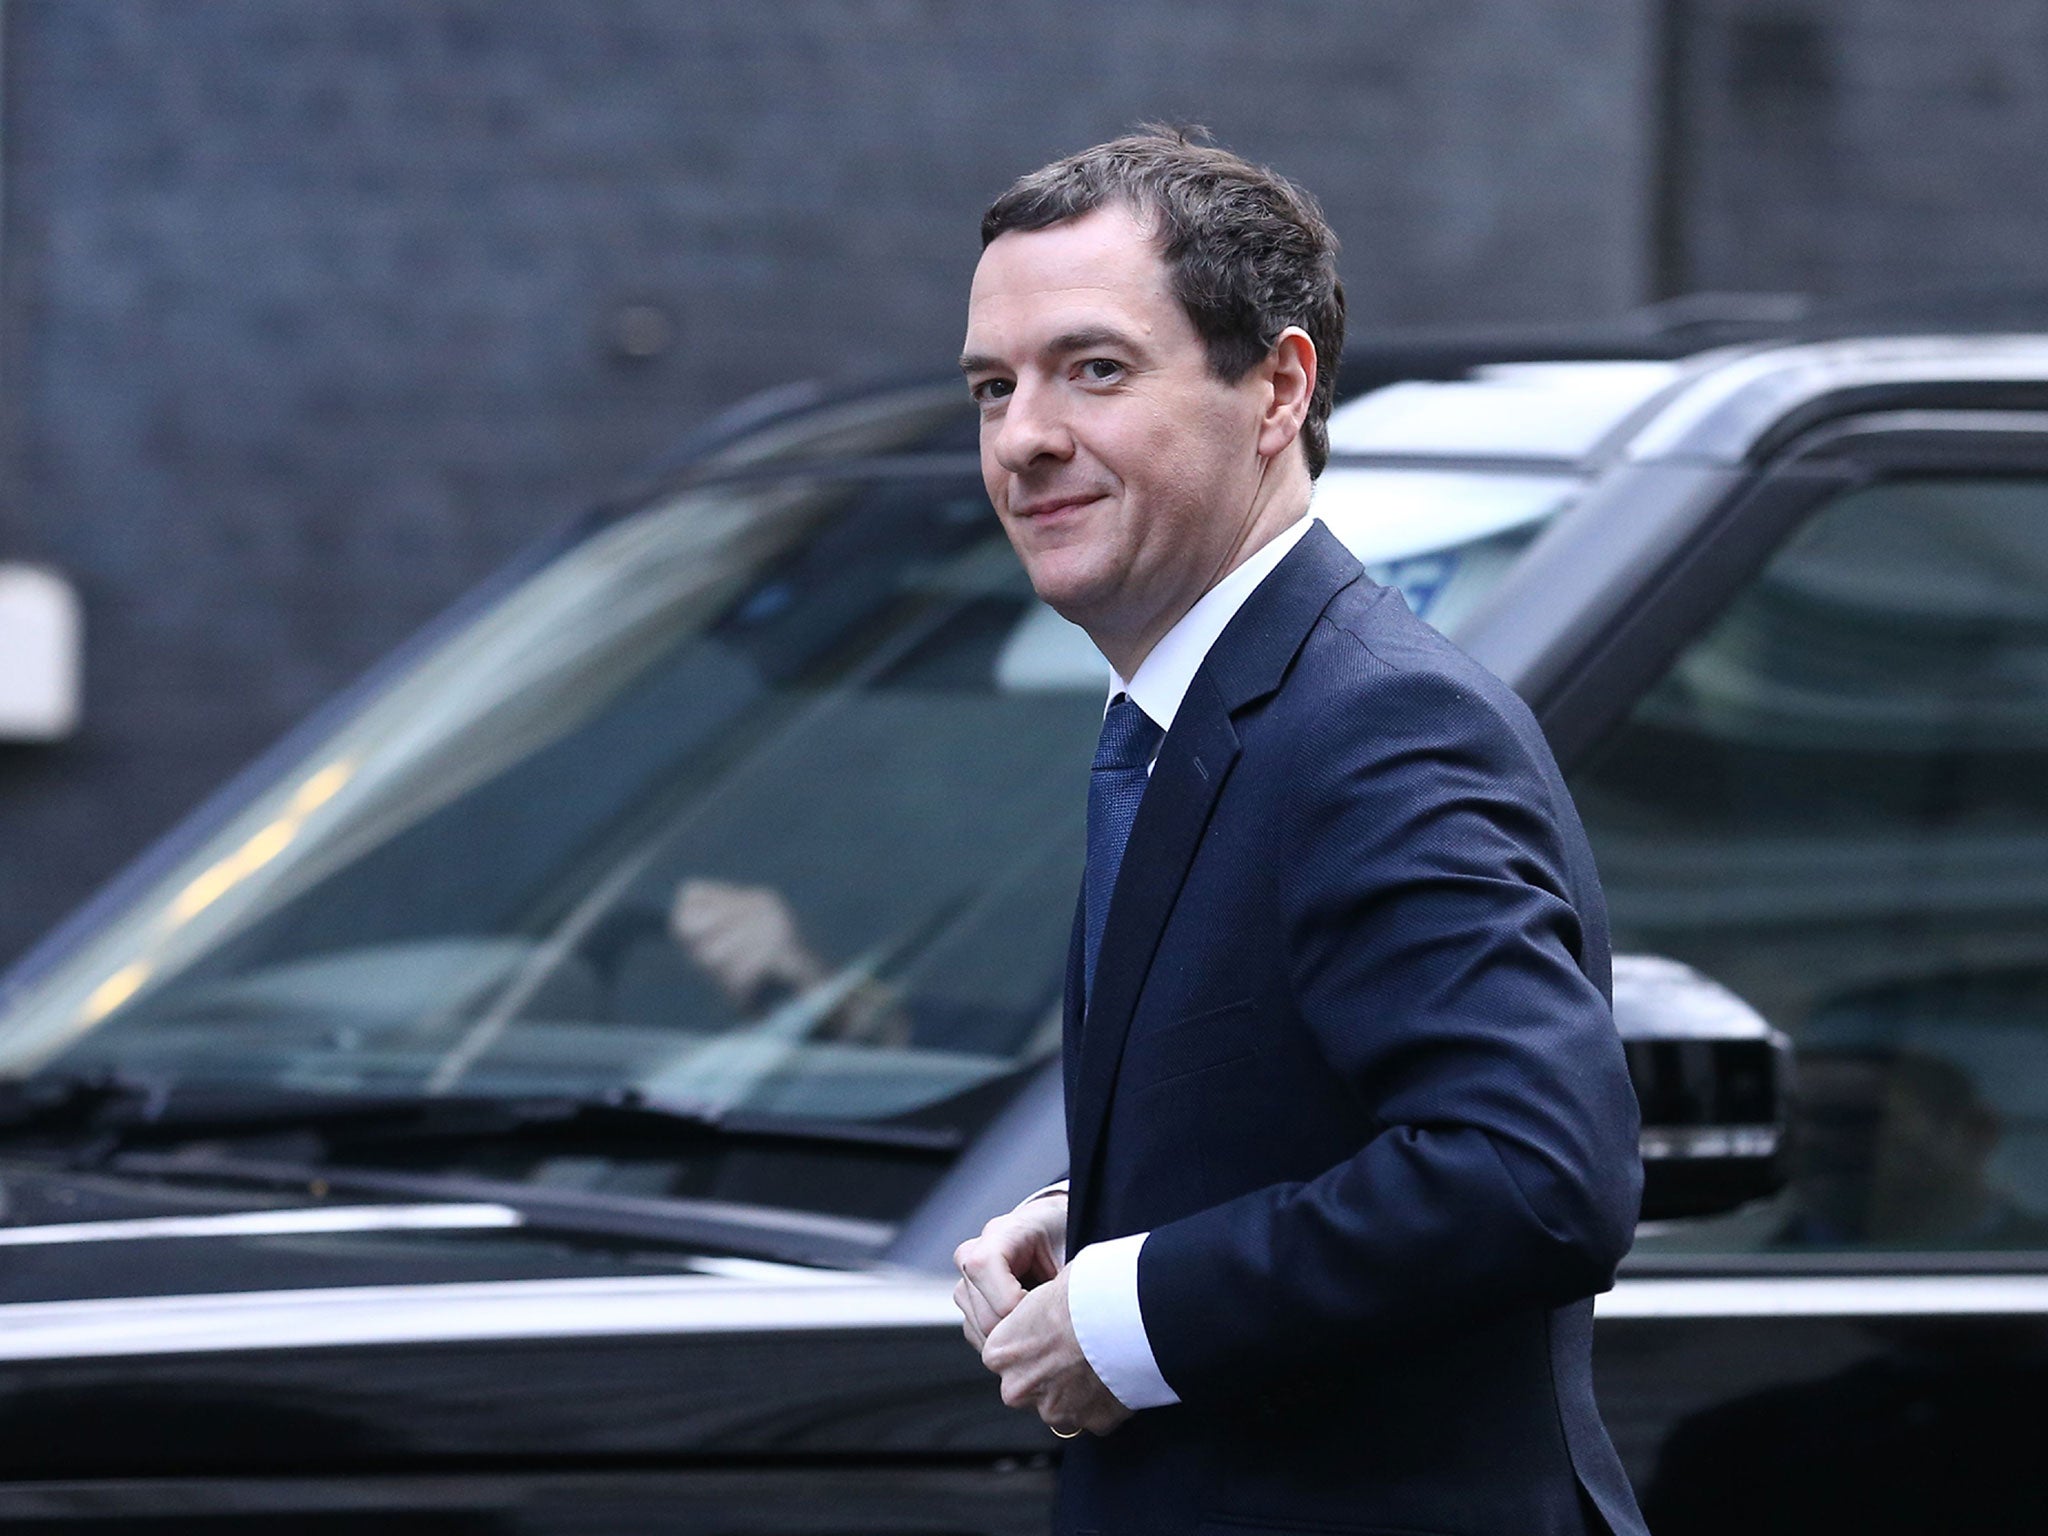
[1369,553,1458,619]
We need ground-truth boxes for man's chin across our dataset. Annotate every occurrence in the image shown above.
[1024,574,1109,633]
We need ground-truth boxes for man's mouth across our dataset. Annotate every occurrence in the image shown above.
[1009,493,1105,520]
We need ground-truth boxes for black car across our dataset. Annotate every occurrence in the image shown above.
[2,323,2047,1533]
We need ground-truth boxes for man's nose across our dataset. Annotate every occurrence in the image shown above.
[990,380,1073,474]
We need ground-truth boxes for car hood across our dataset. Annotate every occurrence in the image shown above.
[0,1159,1022,1476]
[0,1158,791,1307]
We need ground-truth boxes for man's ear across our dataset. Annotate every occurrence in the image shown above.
[1255,327,1317,462]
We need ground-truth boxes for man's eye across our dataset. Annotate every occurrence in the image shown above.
[1079,359,1125,383]
[969,378,1013,404]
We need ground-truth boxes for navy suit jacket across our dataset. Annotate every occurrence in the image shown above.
[1057,523,1649,1536]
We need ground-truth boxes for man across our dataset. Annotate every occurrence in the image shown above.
[953,128,1648,1536]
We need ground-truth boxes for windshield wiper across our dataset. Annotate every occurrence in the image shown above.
[0,1077,943,1268]
[0,1070,173,1143]
[103,1145,897,1269]
[0,1077,961,1159]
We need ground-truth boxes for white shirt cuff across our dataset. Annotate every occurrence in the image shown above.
[1064,1231,1180,1410]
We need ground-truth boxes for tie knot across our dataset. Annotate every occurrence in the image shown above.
[1093,695,1162,773]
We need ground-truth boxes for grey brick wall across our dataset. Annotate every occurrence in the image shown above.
[1668,0,2048,299]
[0,0,1655,965]
[17,0,2048,972]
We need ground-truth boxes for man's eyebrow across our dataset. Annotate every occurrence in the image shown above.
[958,326,1146,375]
[1046,325,1144,359]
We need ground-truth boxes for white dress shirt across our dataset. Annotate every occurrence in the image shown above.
[1051,513,1314,1412]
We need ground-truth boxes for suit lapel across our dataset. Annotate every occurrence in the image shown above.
[1065,523,1368,1238]
[1061,889,1085,1147]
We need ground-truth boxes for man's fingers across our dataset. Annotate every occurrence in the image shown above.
[954,1200,1075,1391]
[962,1265,1025,1322]
[955,1204,1063,1305]
[954,1238,1028,1320]
[974,1272,1133,1439]
[1029,1374,1130,1438]
[952,1279,986,1349]
[978,1304,1033,1378]
[952,1275,1003,1347]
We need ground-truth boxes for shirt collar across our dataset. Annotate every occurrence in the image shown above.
[1110,514,1315,732]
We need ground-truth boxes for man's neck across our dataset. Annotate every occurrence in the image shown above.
[1104,511,1315,737]
[1098,469,1312,680]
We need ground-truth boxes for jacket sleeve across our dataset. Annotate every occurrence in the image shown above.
[1135,654,1642,1402]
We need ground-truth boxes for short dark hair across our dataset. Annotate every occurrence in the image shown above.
[982,126,1346,477]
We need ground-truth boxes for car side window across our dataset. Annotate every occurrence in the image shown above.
[1573,474,2048,1254]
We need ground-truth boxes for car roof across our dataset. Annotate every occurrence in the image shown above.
[1328,332,2048,474]
[659,293,2048,493]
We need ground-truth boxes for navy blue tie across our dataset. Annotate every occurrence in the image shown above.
[1085,694,1164,1008]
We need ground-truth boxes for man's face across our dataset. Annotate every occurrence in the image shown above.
[961,205,1273,664]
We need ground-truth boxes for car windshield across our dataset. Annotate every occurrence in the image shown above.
[0,383,1579,1223]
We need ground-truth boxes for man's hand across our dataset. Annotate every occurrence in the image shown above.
[979,1268,1134,1438]
[953,1194,1067,1349]
[669,878,826,1010]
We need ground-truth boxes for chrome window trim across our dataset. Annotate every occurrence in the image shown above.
[0,1271,964,1362]
[1597,1275,2048,1319]
[4,1272,2048,1363]
[0,1202,522,1247]
[1624,335,2048,466]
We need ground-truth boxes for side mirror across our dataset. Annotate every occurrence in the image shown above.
[1613,954,1793,1221]
[0,565,82,741]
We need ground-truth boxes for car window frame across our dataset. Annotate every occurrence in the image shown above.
[900,400,2048,1281]
[1532,405,2048,1277]
[1507,409,2048,767]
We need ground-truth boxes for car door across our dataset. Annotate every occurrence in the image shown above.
[1551,409,2048,1534]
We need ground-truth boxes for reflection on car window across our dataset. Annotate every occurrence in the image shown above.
[1574,476,2048,1253]
[1311,466,1574,639]
[10,470,1105,1131]
[0,398,1567,1224]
